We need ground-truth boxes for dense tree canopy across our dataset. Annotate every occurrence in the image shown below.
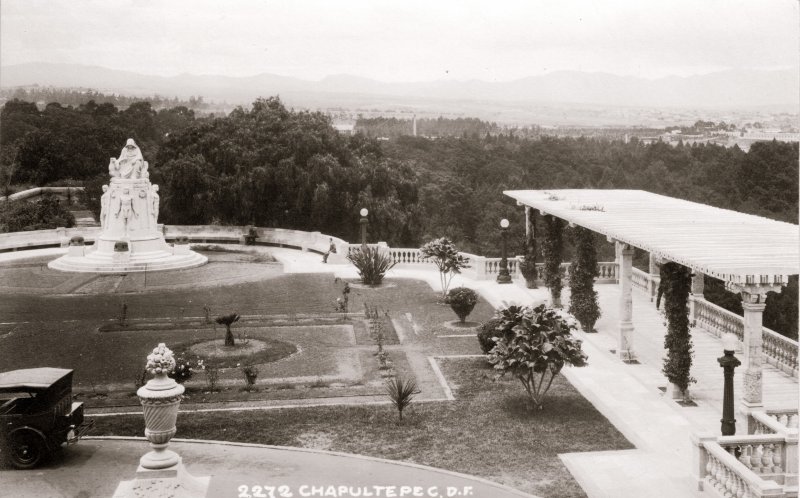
[1,96,797,338]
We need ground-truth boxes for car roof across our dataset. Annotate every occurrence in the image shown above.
[0,368,73,392]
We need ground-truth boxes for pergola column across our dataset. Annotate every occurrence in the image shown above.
[617,242,636,362]
[648,252,659,302]
[741,295,766,409]
[689,271,705,321]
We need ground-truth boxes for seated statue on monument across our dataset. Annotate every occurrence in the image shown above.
[109,139,149,180]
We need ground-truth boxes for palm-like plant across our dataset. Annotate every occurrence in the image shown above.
[385,376,418,421]
[347,246,396,285]
[215,312,241,347]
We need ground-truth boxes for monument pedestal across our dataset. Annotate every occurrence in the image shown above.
[112,458,210,498]
[48,140,207,273]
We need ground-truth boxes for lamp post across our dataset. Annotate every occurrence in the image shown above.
[359,208,369,247]
[718,333,741,436]
[497,218,512,284]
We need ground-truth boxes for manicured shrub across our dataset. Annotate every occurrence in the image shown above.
[347,246,396,285]
[488,304,587,411]
[447,287,478,323]
[477,317,503,354]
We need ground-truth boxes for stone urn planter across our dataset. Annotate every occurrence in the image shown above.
[137,343,185,470]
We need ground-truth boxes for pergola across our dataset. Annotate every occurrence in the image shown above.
[504,189,799,411]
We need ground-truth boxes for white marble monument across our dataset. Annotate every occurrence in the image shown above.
[49,139,207,272]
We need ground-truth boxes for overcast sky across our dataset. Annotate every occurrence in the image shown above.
[2,0,798,82]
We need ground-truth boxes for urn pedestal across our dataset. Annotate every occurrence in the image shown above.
[113,344,209,498]
[138,372,184,469]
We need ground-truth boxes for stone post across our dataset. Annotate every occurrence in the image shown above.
[472,255,487,280]
[617,242,636,362]
[741,294,766,410]
[648,253,659,302]
[690,433,717,491]
[689,271,705,322]
[785,430,799,488]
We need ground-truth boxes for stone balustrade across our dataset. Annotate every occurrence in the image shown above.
[693,297,798,379]
[719,435,789,480]
[693,434,788,498]
[750,411,800,435]
[694,407,798,497]
[387,247,431,265]
[0,186,84,203]
[695,298,746,342]
[762,330,799,377]
[631,267,650,293]
[0,226,102,252]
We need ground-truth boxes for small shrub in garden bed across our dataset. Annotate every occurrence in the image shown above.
[447,287,478,323]
[477,317,503,354]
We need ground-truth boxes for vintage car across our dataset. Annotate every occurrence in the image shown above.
[0,368,94,469]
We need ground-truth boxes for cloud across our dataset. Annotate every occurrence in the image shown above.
[1,0,797,81]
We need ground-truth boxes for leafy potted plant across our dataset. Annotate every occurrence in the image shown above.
[488,304,588,411]
[447,287,478,323]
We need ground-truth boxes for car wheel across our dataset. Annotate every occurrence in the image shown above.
[9,431,47,469]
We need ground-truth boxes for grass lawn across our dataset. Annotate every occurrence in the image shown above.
[91,357,632,498]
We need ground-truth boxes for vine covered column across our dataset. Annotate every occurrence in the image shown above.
[541,215,565,307]
[520,206,538,288]
[617,242,636,362]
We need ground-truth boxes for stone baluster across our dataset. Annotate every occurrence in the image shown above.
[751,444,763,473]
[738,444,752,469]
[771,444,783,473]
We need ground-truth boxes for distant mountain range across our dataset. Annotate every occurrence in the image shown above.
[1,62,797,111]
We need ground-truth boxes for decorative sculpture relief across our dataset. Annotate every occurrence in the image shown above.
[117,188,137,235]
[151,185,160,222]
[100,185,110,229]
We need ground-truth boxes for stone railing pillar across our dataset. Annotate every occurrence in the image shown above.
[691,433,718,491]
[617,242,636,363]
[648,252,660,302]
[689,271,705,322]
[472,255,487,280]
[57,227,68,247]
[742,298,767,410]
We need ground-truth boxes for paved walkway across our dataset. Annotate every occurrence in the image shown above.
[0,437,536,498]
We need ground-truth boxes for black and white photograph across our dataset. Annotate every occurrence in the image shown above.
[0,1,798,497]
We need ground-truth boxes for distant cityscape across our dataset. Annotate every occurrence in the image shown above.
[2,84,798,152]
